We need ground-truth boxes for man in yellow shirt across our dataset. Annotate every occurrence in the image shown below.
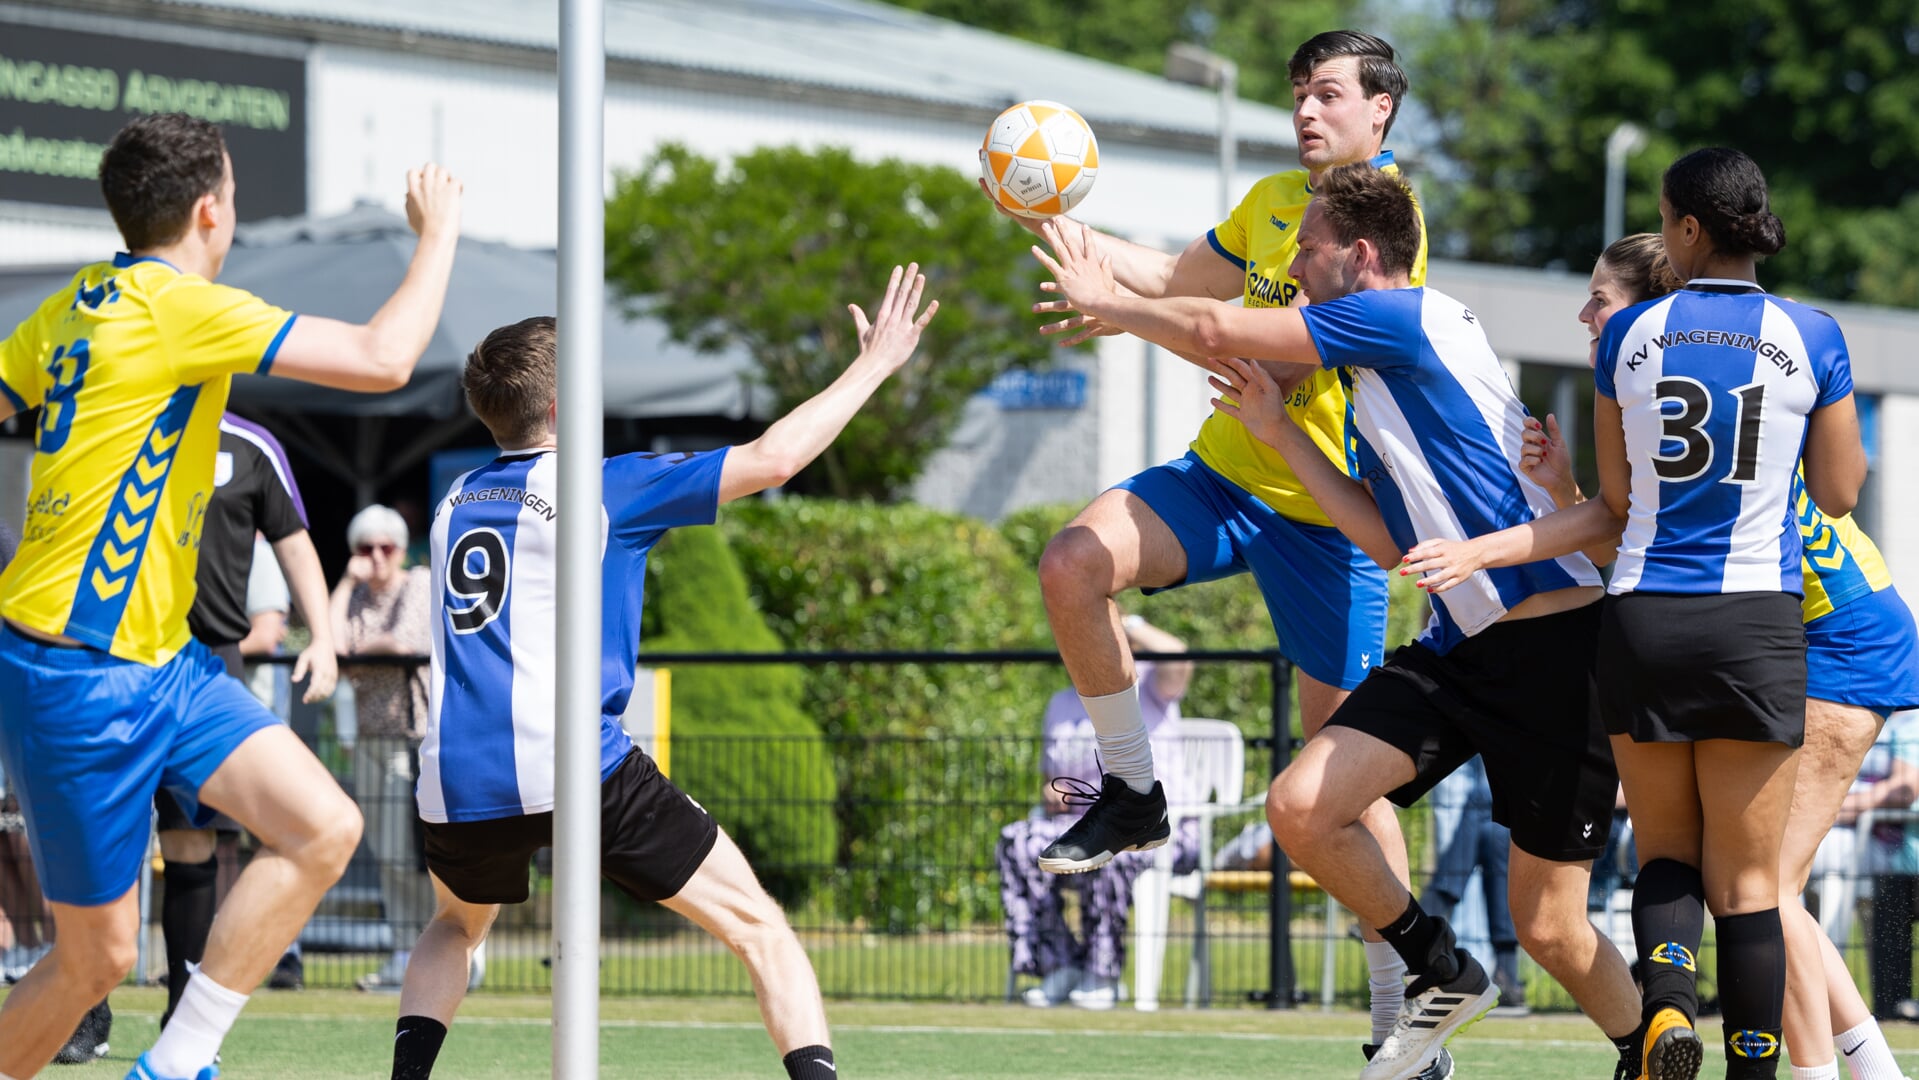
[0,113,463,1080]
[995,31,1442,1075]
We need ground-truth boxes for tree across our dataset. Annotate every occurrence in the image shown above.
[1404,0,1919,304]
[605,143,1050,500]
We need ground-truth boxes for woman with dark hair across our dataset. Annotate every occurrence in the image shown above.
[1402,149,1867,1080]
[1442,227,1918,1080]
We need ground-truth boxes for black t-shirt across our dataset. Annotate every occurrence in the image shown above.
[188,415,308,646]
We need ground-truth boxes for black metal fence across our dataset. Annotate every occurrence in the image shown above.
[3,651,1916,1016]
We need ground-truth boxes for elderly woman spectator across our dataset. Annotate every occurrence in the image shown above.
[331,504,434,991]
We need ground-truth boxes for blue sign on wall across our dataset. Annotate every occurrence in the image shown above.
[981,369,1086,411]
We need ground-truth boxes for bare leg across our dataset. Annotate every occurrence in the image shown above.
[0,888,138,1078]
[1297,674,1412,943]
[1266,726,1420,929]
[661,829,829,1055]
[1037,489,1187,698]
[1697,739,1800,917]
[1779,700,1880,1069]
[194,725,363,993]
[1507,849,1639,1038]
[396,876,498,1026]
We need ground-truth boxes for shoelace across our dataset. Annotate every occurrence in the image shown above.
[1048,776,1104,809]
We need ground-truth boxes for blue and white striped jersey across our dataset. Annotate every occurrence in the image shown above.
[1300,287,1600,654]
[1595,281,1854,596]
[418,447,727,823]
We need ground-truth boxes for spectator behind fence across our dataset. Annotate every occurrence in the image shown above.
[332,503,434,992]
[1418,756,1526,1016]
[998,615,1196,1009]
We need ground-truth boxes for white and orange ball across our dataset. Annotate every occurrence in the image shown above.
[979,100,1099,219]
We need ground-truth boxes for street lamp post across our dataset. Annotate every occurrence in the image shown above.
[1604,121,1646,246]
[1165,42,1238,221]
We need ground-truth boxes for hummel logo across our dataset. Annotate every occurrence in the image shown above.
[1269,215,1290,230]
[1361,653,1373,668]
[1582,822,1593,838]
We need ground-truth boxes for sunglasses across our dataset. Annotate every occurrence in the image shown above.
[355,542,399,557]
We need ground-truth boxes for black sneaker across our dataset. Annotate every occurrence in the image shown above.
[53,998,110,1064]
[1364,1042,1454,1079]
[268,951,305,990]
[1037,774,1169,874]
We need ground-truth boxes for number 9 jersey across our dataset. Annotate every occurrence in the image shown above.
[0,255,295,664]
[418,446,726,824]
[1596,279,1855,596]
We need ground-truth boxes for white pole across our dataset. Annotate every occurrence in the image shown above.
[1604,122,1645,246]
[1217,59,1237,222]
[555,0,605,1075]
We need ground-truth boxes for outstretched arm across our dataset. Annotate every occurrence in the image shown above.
[1208,356,1401,570]
[266,165,464,392]
[1031,221,1321,367]
[718,265,939,504]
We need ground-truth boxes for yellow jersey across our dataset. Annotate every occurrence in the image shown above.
[0,255,295,665]
[1192,151,1428,526]
[1794,469,1893,623]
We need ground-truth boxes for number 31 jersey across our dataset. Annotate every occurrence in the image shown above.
[1596,280,1854,596]
[418,446,726,824]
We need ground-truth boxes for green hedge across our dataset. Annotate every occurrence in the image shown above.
[640,525,837,905]
[720,499,1055,928]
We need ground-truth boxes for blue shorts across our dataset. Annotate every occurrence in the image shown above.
[0,627,279,905]
[1805,586,1919,717]
[1114,452,1389,690]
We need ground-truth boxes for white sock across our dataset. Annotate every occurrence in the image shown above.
[1836,1017,1904,1080]
[1365,939,1407,1045]
[1078,683,1155,793]
[147,967,248,1077]
[1794,1064,1841,1080]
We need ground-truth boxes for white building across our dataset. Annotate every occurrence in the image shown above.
[5,0,1919,597]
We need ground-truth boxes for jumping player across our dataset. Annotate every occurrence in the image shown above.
[0,112,463,1080]
[388,267,937,1080]
[993,30,1436,1071]
[1032,164,1646,1080]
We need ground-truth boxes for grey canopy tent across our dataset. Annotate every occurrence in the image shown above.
[0,204,767,502]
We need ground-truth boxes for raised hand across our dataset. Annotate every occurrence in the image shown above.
[1204,355,1289,448]
[1029,218,1123,330]
[848,263,940,376]
[1520,413,1579,505]
[405,163,464,240]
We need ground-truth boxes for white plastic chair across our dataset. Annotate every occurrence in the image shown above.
[1131,719,1263,1010]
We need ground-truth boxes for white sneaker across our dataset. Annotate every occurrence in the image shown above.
[467,940,486,992]
[356,952,409,992]
[1359,956,1499,1080]
[1069,973,1121,1010]
[1020,965,1082,1007]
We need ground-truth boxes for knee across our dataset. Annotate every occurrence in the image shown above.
[1266,771,1328,855]
[302,800,364,878]
[717,899,802,969]
[57,934,138,997]
[1510,902,1585,964]
[1037,528,1111,609]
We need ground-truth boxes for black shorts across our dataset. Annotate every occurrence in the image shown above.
[1597,591,1807,746]
[155,641,247,834]
[1325,600,1618,862]
[422,749,718,906]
